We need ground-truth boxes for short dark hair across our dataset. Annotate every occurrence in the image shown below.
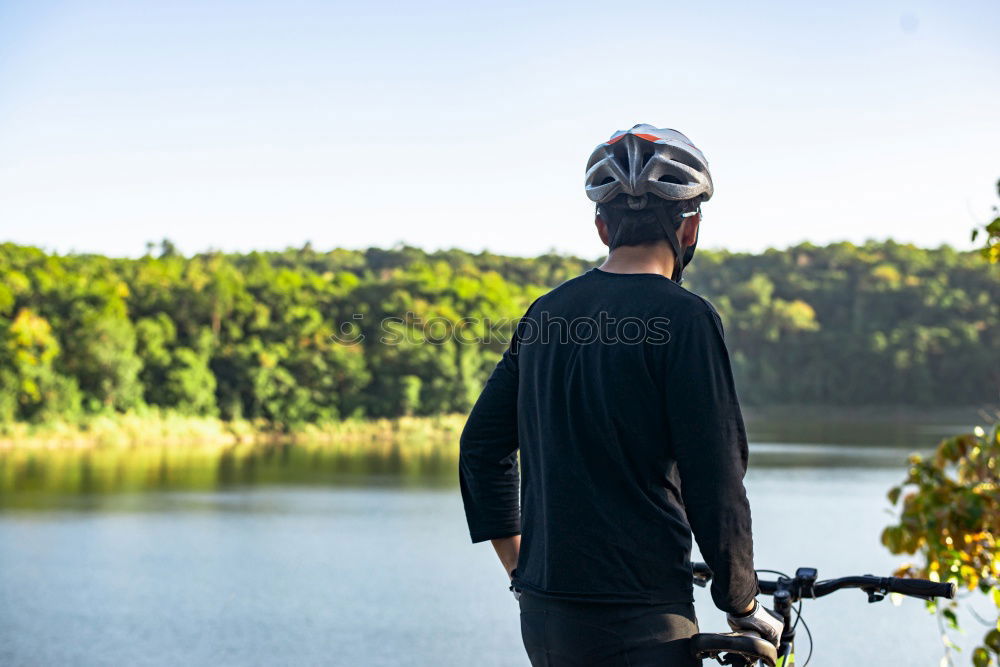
[596,194,700,250]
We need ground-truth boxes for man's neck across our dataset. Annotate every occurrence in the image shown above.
[599,242,677,279]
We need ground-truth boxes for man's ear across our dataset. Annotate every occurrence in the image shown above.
[679,214,700,247]
[595,216,611,247]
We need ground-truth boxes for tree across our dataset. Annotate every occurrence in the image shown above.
[883,423,1000,666]
[0,239,995,426]
[0,308,81,422]
[971,179,1000,264]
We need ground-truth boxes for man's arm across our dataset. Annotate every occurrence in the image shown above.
[459,330,522,563]
[664,308,758,615]
[491,535,521,578]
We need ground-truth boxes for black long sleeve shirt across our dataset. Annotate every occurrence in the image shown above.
[458,268,758,613]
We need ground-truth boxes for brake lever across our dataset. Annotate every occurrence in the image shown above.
[860,574,888,603]
[861,585,886,603]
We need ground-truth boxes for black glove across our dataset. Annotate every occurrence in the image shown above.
[726,600,783,646]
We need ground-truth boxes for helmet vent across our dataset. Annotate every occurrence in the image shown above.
[612,151,629,175]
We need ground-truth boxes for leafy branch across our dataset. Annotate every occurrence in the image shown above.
[883,421,1000,666]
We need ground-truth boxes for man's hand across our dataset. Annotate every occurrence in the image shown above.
[726,600,783,646]
[490,535,521,579]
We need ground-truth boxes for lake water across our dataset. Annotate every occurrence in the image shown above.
[0,415,986,666]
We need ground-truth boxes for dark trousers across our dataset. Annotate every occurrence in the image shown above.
[518,591,702,666]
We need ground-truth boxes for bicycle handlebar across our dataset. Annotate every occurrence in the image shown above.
[692,563,956,603]
[758,575,956,600]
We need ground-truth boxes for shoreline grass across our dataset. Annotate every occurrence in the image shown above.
[0,411,467,451]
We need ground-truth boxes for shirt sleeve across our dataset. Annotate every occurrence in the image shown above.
[458,319,522,544]
[663,308,758,614]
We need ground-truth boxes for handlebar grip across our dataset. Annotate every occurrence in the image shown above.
[888,577,956,599]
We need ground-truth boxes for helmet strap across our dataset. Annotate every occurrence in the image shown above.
[652,206,687,284]
[681,220,699,279]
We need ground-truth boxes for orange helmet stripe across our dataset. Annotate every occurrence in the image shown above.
[604,132,662,145]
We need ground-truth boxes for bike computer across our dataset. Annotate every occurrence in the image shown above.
[796,567,818,598]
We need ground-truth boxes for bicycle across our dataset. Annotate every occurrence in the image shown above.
[689,562,956,666]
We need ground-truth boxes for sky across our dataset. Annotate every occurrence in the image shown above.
[0,0,998,259]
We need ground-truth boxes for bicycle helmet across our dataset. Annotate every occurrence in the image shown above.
[584,124,713,282]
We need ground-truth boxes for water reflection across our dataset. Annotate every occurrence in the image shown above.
[743,412,974,447]
[748,442,921,468]
[0,441,458,509]
[0,413,958,509]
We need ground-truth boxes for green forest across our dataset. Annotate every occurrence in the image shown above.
[0,240,996,429]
